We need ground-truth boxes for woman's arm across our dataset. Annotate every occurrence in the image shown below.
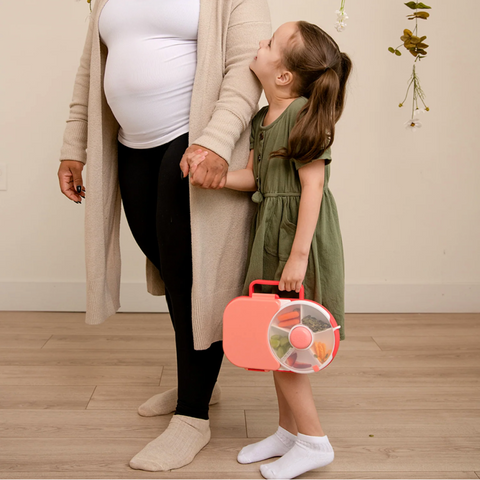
[58,3,100,201]
[59,5,97,164]
[279,160,325,293]
[191,0,271,165]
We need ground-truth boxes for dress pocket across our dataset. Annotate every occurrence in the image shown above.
[265,214,297,261]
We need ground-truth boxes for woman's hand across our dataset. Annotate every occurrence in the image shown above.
[58,160,86,203]
[180,144,228,189]
[278,252,309,293]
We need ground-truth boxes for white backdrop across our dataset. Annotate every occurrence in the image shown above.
[0,0,479,313]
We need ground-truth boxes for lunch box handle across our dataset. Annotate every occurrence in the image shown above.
[248,280,305,300]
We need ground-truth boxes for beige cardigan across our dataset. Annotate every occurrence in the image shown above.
[60,0,271,349]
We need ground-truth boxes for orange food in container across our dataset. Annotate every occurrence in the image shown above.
[223,280,341,374]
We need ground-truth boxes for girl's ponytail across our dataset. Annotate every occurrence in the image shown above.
[272,22,352,164]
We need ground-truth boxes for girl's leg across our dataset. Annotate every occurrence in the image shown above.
[259,371,334,479]
[236,373,297,464]
[274,373,297,435]
[272,371,324,436]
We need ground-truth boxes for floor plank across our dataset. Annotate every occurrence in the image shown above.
[0,334,51,349]
[84,384,480,411]
[42,334,176,350]
[0,409,246,439]
[0,385,95,410]
[373,335,480,352]
[0,311,173,335]
[245,408,480,438]
[0,366,163,386]
[161,363,480,388]
[0,348,177,367]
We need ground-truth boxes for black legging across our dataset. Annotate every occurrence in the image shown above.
[118,133,224,420]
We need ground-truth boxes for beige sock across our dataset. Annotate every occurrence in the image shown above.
[138,383,222,417]
[129,414,211,471]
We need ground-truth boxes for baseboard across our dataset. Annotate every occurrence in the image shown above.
[0,282,479,313]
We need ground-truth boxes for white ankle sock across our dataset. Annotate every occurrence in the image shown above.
[237,426,296,464]
[260,433,334,479]
[129,415,211,471]
[138,383,222,417]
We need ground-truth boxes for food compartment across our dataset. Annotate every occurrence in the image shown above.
[272,307,302,329]
[283,349,319,373]
[310,329,335,366]
[269,330,293,360]
[300,303,332,332]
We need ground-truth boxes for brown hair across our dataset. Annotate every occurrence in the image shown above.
[272,21,352,163]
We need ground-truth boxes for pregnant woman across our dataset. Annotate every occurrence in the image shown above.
[57,0,270,471]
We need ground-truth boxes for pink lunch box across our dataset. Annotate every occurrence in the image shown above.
[223,280,341,374]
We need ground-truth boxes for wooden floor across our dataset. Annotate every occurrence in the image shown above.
[0,311,479,479]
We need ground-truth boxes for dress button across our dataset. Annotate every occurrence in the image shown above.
[258,155,261,162]
[260,132,264,140]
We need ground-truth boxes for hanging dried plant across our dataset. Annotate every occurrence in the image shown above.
[388,2,431,128]
[335,0,348,32]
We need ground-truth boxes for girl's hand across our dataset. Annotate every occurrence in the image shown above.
[278,253,309,293]
[58,160,86,204]
[180,144,228,189]
[185,149,209,176]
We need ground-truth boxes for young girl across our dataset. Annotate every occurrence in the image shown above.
[189,21,351,480]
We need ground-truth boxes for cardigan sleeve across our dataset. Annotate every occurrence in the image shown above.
[192,0,271,164]
[59,5,98,164]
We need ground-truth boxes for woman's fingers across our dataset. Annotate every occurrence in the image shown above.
[58,160,85,203]
[179,153,191,178]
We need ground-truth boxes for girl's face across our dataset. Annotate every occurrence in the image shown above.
[250,22,298,87]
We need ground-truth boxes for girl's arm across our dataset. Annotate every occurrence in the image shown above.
[279,159,325,293]
[188,149,257,191]
[225,149,256,191]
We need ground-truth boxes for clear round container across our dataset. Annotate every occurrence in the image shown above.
[268,300,337,374]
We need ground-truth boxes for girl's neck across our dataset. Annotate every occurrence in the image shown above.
[263,89,299,126]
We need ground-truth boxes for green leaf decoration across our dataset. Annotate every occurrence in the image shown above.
[416,49,428,55]
[420,36,427,42]
[416,3,432,9]
[410,35,421,44]
[388,47,395,53]
[404,1,418,9]
[395,50,402,56]
[404,29,413,36]
[417,43,429,49]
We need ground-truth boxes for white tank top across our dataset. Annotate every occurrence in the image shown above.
[99,0,200,149]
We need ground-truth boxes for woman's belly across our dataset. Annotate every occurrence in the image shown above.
[99,0,200,148]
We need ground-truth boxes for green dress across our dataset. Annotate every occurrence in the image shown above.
[243,97,345,339]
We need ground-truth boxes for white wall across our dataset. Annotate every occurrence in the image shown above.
[0,0,479,313]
